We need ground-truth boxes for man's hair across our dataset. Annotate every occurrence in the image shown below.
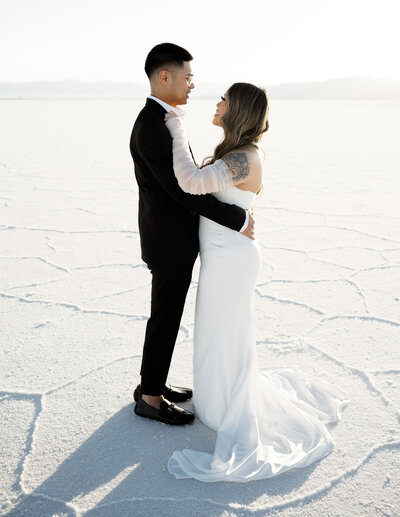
[145,43,193,79]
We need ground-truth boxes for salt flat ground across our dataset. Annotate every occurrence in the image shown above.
[0,99,399,516]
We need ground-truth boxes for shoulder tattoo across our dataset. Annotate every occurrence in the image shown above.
[221,152,249,181]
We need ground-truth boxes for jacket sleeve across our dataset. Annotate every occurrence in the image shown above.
[137,120,246,232]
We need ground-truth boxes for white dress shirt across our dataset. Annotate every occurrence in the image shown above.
[147,94,249,232]
[148,94,185,117]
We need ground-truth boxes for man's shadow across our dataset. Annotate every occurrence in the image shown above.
[8,403,329,517]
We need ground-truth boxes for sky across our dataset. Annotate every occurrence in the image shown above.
[1,0,399,86]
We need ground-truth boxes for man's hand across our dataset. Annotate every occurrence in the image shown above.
[241,212,255,240]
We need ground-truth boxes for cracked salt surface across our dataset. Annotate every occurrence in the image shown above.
[1,99,399,516]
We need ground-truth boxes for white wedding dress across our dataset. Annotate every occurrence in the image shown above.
[167,186,349,482]
[164,115,349,482]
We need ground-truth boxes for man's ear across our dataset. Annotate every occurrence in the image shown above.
[159,69,169,85]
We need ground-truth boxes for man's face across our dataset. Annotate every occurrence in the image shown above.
[169,61,194,106]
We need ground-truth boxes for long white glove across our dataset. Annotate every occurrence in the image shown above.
[165,113,236,195]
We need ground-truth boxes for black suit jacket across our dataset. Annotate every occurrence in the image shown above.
[130,98,246,265]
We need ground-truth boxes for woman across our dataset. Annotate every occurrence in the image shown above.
[164,82,349,482]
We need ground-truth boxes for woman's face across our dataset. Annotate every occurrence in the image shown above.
[212,94,228,126]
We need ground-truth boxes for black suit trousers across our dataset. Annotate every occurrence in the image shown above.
[140,262,195,395]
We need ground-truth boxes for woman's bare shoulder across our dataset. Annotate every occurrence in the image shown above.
[220,147,262,186]
[229,147,263,172]
[223,147,262,164]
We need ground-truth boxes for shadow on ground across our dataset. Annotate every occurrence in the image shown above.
[6,401,330,516]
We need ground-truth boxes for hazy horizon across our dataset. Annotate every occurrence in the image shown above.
[1,75,399,86]
[1,76,399,100]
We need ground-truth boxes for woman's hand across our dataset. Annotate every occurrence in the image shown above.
[165,111,179,122]
[165,111,183,136]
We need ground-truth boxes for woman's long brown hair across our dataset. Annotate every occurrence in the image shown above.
[202,82,269,167]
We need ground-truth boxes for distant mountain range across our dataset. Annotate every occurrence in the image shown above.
[1,77,399,100]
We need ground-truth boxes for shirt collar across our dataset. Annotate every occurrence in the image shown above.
[148,94,185,118]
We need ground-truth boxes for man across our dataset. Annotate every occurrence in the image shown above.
[130,43,255,425]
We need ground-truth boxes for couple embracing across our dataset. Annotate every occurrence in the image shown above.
[130,43,349,483]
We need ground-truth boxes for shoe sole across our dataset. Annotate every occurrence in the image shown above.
[134,404,195,426]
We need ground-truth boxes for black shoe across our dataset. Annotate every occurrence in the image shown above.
[133,384,193,403]
[134,396,195,425]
